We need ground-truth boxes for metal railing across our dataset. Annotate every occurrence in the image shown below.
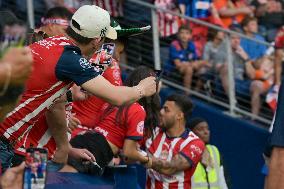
[126,0,273,126]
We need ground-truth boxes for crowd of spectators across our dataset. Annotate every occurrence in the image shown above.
[154,0,283,119]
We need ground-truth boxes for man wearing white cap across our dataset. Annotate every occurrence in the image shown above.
[0,5,157,172]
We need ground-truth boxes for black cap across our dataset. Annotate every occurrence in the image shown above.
[187,117,207,130]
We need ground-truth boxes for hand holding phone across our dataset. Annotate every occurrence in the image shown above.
[23,148,48,189]
[90,43,115,72]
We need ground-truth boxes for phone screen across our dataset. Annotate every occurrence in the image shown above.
[23,148,48,189]
[98,43,115,65]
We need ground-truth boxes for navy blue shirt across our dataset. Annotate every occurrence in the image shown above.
[55,46,101,86]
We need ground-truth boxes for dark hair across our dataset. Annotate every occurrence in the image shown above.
[207,27,224,41]
[178,25,192,33]
[187,117,207,130]
[66,22,93,45]
[105,36,128,48]
[44,6,73,20]
[241,16,257,28]
[166,94,193,118]
[101,66,160,138]
[68,131,113,175]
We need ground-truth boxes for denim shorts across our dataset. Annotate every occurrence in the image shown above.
[0,140,14,172]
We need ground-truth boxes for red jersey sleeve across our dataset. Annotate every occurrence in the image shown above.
[125,104,146,141]
[179,139,205,167]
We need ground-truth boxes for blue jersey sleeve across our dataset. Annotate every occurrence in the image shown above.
[189,41,198,60]
[169,44,181,61]
[55,45,101,86]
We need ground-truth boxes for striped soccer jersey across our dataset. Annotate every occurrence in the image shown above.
[145,128,205,189]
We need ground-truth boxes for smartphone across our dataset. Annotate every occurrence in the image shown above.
[91,43,115,72]
[23,148,48,189]
[154,70,163,81]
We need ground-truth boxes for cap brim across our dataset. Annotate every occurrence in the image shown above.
[116,25,151,37]
[106,26,117,40]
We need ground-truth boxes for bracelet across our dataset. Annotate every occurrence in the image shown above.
[134,86,144,99]
[0,63,11,97]
[66,90,73,102]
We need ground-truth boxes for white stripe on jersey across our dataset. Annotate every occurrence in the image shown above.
[104,0,111,15]
[163,182,169,189]
[153,133,166,157]
[6,81,63,118]
[177,171,185,189]
[150,176,155,189]
[4,84,70,139]
[37,129,52,148]
[167,138,181,161]
[146,127,160,149]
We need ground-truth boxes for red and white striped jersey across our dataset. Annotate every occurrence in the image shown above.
[14,56,121,158]
[154,0,180,37]
[145,128,205,189]
[14,103,73,158]
[0,36,75,142]
[93,0,123,17]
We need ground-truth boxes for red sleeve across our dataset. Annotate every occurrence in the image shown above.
[179,139,205,167]
[125,104,146,141]
[102,60,122,86]
[275,28,284,49]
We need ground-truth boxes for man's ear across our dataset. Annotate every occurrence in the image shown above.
[177,111,184,121]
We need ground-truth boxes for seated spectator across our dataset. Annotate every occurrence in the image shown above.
[230,32,273,117]
[240,16,267,60]
[165,25,209,94]
[213,0,254,28]
[178,1,224,56]
[251,0,284,42]
[202,28,227,92]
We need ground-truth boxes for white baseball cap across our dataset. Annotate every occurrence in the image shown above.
[70,5,117,39]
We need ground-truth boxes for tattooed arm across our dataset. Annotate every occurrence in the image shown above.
[149,139,205,175]
[150,153,192,175]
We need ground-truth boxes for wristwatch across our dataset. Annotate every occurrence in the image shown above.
[66,90,73,102]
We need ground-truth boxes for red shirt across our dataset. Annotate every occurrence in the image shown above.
[275,26,284,49]
[14,103,73,158]
[94,103,146,149]
[0,36,78,141]
[145,128,205,189]
[71,58,122,130]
